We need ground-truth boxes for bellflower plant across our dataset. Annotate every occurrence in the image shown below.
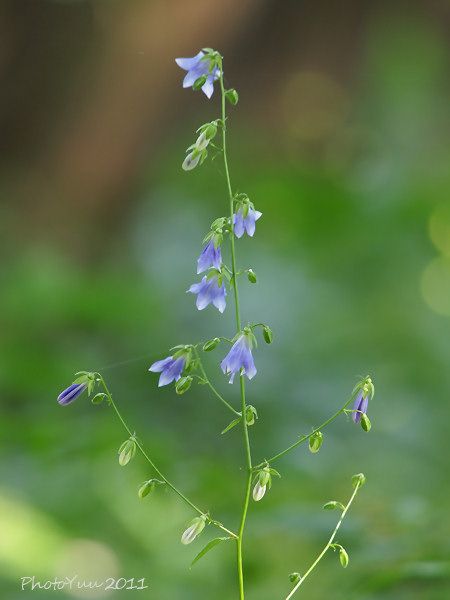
[57,47,375,600]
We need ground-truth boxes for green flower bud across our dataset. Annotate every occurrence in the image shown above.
[262,325,274,344]
[323,501,338,510]
[175,376,192,394]
[138,479,156,499]
[352,472,366,488]
[339,547,349,568]
[181,515,207,545]
[361,413,371,432]
[289,573,301,584]
[91,393,106,404]
[245,405,258,426]
[309,431,323,453]
[118,438,136,466]
[225,88,239,105]
[203,338,220,352]
[247,269,257,284]
[252,481,266,501]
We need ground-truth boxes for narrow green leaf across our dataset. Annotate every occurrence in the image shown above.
[190,537,230,568]
[221,416,242,434]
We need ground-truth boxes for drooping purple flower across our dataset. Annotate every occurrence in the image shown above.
[188,273,226,313]
[197,238,222,274]
[221,333,257,383]
[175,51,220,99]
[57,382,88,406]
[233,207,262,238]
[149,355,186,387]
[352,390,369,423]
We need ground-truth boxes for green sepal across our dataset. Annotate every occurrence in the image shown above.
[138,479,158,498]
[211,217,226,230]
[202,231,214,244]
[213,231,223,249]
[225,88,239,105]
[242,202,249,219]
[184,358,198,374]
[262,325,273,344]
[172,348,188,360]
[221,416,242,434]
[190,537,231,569]
[73,375,90,385]
[87,379,96,396]
[193,75,207,90]
[91,393,106,405]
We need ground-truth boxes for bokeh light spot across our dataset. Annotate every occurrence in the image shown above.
[421,256,450,316]
[53,539,120,598]
[428,203,450,257]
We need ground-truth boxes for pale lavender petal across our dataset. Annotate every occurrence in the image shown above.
[244,209,257,236]
[197,239,221,274]
[352,391,368,423]
[188,279,206,294]
[233,209,245,238]
[149,356,174,373]
[158,356,185,387]
[201,76,215,99]
[212,282,227,313]
[183,67,204,88]
[175,52,205,71]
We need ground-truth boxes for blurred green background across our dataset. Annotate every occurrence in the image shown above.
[1,0,449,598]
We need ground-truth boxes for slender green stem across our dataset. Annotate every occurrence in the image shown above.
[255,390,359,468]
[218,56,252,600]
[193,348,241,416]
[285,481,363,599]
[96,373,237,539]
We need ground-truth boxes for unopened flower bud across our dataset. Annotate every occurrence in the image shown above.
[118,438,136,466]
[225,88,239,105]
[91,393,107,404]
[323,501,339,510]
[262,325,273,344]
[245,405,258,426]
[247,269,257,284]
[252,481,266,501]
[361,413,371,432]
[289,573,301,584]
[309,431,323,453]
[175,376,192,394]
[339,547,349,568]
[352,472,366,488]
[181,515,206,545]
[138,480,156,499]
[203,338,220,352]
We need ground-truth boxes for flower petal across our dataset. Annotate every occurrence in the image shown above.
[149,356,174,373]
[175,52,205,71]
